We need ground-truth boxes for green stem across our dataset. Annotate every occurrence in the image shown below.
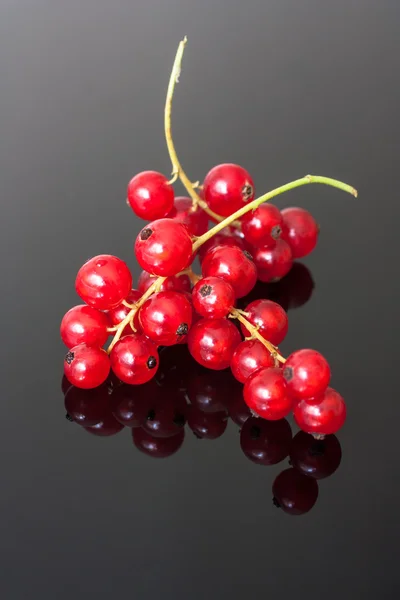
[193,175,357,252]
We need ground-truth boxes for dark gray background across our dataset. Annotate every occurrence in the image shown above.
[1,1,399,598]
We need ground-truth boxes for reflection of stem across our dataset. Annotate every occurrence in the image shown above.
[193,175,357,252]
[164,37,239,227]
[230,308,286,363]
[107,277,166,354]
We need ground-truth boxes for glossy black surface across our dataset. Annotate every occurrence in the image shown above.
[1,1,399,598]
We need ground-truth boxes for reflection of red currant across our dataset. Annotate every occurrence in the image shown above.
[111,381,156,427]
[290,432,342,479]
[64,383,110,426]
[84,414,124,437]
[142,393,187,438]
[240,417,292,465]
[272,468,319,515]
[132,428,185,459]
[188,405,228,439]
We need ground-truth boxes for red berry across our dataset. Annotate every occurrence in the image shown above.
[108,289,142,335]
[64,383,110,426]
[84,414,125,437]
[110,334,159,385]
[75,255,132,310]
[294,388,346,435]
[281,207,319,258]
[272,468,319,515]
[188,405,228,439]
[60,304,109,349]
[132,428,185,459]
[253,239,293,283]
[139,291,192,346]
[137,270,191,295]
[64,344,110,389]
[240,299,288,346]
[241,204,283,248]
[142,392,187,438]
[192,276,235,319]
[170,196,209,236]
[244,367,292,420]
[231,339,275,383]
[240,417,292,465]
[135,219,193,277]
[201,245,257,298]
[283,349,331,400]
[203,163,254,216]
[188,318,241,370]
[127,171,174,220]
[289,432,342,479]
[111,380,156,427]
[198,229,247,263]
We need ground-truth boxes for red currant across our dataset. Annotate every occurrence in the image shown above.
[64,383,110,426]
[108,289,142,335]
[272,468,319,515]
[289,432,342,479]
[281,207,319,258]
[240,299,288,346]
[231,339,275,383]
[64,344,110,389]
[253,239,293,283]
[198,229,247,263]
[294,388,346,435]
[135,219,193,277]
[110,334,159,385]
[240,417,292,465]
[75,255,132,310]
[188,405,228,439]
[170,196,209,236]
[127,171,174,220]
[60,305,109,349]
[139,291,192,346]
[201,245,257,298]
[132,428,185,458]
[244,367,292,420]
[283,349,331,400]
[203,163,254,216]
[137,270,191,295]
[241,204,283,248]
[192,276,235,319]
[84,414,125,437]
[188,318,241,370]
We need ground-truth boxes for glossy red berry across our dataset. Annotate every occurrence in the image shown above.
[111,380,157,427]
[201,245,257,298]
[283,349,331,400]
[108,289,142,335]
[64,383,110,426]
[64,344,110,389]
[253,239,293,283]
[60,305,109,349]
[198,229,247,263]
[84,414,125,437]
[231,339,275,383]
[139,291,192,346]
[281,207,319,258]
[241,204,283,248]
[294,388,346,435]
[203,163,254,216]
[137,270,191,295]
[110,334,159,385]
[244,367,292,420]
[290,432,342,479]
[75,255,132,310]
[240,299,288,346]
[132,428,185,459]
[188,318,241,370]
[188,405,228,439]
[272,468,319,515]
[127,171,174,220]
[240,417,292,465]
[135,219,193,277]
[170,196,209,236]
[192,276,235,319]
[142,393,187,438]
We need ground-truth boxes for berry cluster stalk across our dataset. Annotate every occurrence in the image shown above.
[106,37,358,355]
